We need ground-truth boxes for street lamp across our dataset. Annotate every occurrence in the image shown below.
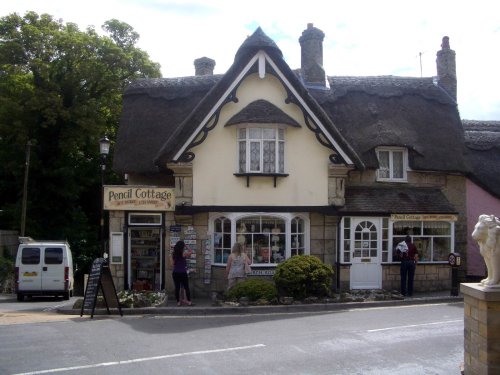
[20,141,32,237]
[99,136,110,257]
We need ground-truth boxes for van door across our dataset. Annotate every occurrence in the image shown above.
[42,247,65,291]
[19,247,42,291]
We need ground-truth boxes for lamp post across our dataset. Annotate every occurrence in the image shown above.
[99,136,110,257]
[20,141,32,237]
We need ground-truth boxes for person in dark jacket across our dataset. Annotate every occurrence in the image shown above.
[399,235,419,296]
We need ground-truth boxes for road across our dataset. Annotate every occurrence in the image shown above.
[0,296,464,374]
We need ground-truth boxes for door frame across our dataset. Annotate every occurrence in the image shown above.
[349,217,383,289]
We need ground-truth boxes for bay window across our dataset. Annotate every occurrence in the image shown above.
[211,213,309,266]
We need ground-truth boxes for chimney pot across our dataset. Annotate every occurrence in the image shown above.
[436,36,457,101]
[299,23,326,87]
[194,57,216,76]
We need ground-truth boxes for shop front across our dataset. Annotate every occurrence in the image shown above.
[339,213,458,291]
[105,186,175,291]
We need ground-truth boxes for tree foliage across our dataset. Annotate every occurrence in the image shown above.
[0,11,161,268]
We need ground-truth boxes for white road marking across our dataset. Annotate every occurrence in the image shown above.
[12,344,266,375]
[367,319,462,332]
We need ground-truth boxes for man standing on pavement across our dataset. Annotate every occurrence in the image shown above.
[399,235,419,297]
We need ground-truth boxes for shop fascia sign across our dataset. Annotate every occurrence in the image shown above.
[390,214,458,221]
[104,186,175,211]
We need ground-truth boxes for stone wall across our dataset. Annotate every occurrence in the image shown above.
[383,263,451,292]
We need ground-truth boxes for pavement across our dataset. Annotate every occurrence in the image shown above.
[64,290,463,317]
[0,291,463,323]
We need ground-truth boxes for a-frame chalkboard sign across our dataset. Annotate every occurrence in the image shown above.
[80,258,123,318]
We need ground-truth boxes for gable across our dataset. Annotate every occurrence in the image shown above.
[155,47,357,168]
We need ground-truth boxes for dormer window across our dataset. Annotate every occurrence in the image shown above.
[238,127,285,173]
[376,147,408,182]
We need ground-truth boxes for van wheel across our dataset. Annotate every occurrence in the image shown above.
[17,293,24,302]
[63,292,70,300]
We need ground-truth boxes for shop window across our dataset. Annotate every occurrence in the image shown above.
[214,217,231,264]
[376,147,407,182]
[392,221,453,262]
[211,213,308,266]
[238,127,285,173]
[342,217,351,262]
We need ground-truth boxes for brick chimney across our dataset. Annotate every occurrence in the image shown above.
[299,23,326,87]
[436,36,457,102]
[194,57,215,76]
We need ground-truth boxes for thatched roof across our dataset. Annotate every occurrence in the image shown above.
[113,27,466,178]
[226,100,300,127]
[340,186,457,215]
[463,120,500,198]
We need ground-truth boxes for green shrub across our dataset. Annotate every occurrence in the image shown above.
[0,255,15,293]
[273,255,333,300]
[225,278,277,302]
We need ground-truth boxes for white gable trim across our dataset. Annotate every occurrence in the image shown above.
[173,51,353,165]
[265,57,353,165]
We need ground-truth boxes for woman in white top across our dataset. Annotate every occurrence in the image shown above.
[225,242,251,290]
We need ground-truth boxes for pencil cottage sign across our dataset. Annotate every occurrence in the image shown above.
[103,186,175,211]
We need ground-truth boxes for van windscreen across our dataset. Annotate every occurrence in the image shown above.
[22,248,40,264]
[45,248,63,264]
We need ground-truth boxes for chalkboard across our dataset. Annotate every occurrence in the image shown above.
[80,258,122,318]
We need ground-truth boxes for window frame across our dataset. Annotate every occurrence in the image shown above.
[209,212,309,266]
[391,220,454,263]
[238,126,285,174]
[376,147,408,182]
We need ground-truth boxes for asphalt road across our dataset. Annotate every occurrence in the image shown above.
[0,297,464,375]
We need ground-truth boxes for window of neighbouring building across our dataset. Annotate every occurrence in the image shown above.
[238,127,285,173]
[210,213,309,266]
[392,220,453,262]
[376,147,408,182]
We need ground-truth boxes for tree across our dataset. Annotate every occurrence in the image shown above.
[0,11,161,268]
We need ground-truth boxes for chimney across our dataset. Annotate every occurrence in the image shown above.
[299,23,326,87]
[436,36,457,101]
[194,57,215,76]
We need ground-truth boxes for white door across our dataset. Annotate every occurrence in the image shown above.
[350,218,382,289]
[42,247,65,291]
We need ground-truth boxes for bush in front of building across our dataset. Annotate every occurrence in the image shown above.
[225,278,278,303]
[273,255,333,300]
[0,254,15,293]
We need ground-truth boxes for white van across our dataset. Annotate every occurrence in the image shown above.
[15,238,74,301]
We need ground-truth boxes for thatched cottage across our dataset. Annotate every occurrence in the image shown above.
[108,24,479,296]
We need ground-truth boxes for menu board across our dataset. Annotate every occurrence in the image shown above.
[80,258,122,318]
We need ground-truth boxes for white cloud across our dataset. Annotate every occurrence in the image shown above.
[2,0,500,120]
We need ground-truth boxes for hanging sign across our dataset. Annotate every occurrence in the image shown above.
[104,186,175,211]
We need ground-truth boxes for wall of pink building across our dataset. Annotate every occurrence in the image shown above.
[466,179,500,276]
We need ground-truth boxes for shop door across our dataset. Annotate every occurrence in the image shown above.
[350,218,382,289]
[128,228,162,291]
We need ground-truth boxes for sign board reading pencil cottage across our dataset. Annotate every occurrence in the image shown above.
[104,186,175,211]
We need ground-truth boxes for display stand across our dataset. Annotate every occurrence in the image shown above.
[80,258,123,319]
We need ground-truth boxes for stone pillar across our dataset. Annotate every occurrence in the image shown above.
[461,283,500,374]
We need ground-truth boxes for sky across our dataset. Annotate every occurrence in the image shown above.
[1,0,499,120]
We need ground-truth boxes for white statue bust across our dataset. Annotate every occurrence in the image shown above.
[472,214,500,287]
